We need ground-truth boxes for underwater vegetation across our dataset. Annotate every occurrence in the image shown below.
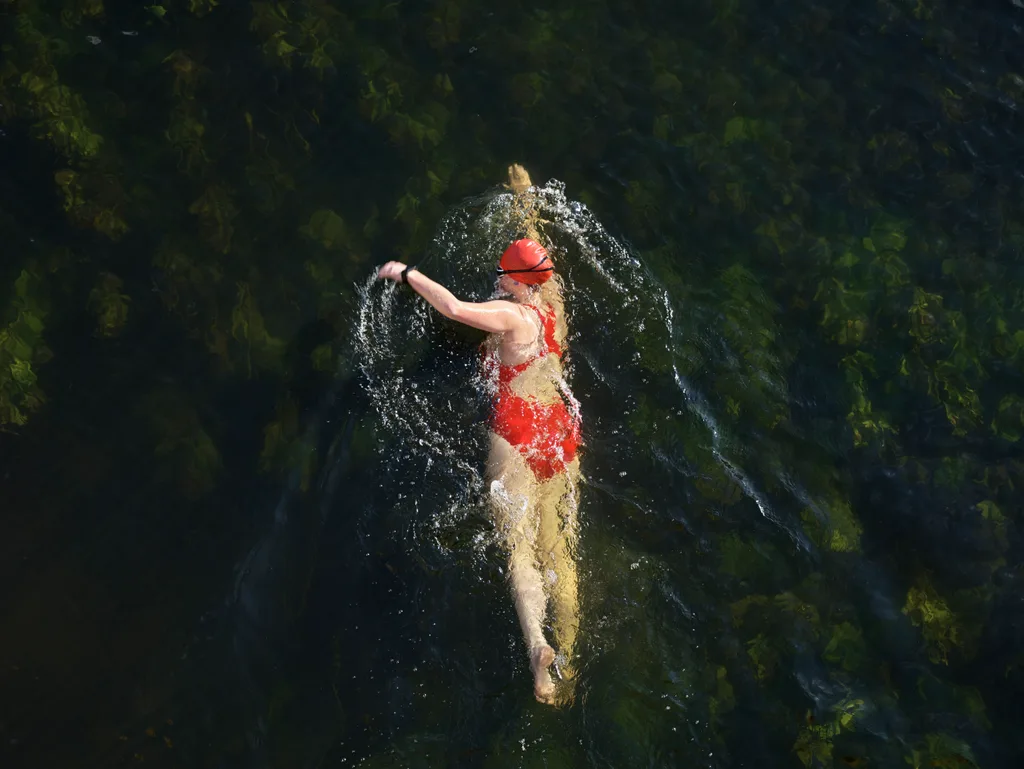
[1,0,1023,766]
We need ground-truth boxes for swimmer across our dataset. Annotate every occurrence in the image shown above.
[377,165,582,705]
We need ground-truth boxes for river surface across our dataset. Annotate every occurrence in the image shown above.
[1,0,1023,767]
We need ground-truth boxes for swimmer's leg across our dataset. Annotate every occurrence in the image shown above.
[506,164,545,244]
[536,458,582,687]
[507,164,533,194]
[487,433,556,704]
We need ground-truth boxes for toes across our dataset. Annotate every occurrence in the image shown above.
[534,682,556,704]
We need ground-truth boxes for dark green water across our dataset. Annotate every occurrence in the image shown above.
[2,0,1023,767]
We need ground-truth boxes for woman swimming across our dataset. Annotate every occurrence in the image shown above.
[376,167,582,704]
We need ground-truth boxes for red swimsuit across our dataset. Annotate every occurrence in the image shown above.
[483,305,582,481]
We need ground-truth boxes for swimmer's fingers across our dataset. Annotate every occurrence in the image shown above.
[377,260,407,282]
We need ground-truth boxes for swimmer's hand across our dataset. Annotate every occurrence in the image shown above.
[377,261,408,283]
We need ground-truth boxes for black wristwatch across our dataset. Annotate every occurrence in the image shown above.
[401,264,417,284]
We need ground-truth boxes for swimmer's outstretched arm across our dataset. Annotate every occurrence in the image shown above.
[377,260,529,335]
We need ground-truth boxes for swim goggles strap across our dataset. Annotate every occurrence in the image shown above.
[496,255,553,275]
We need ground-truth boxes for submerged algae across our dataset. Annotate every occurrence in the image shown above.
[0,0,1022,766]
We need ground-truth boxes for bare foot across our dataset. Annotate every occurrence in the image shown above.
[508,163,534,194]
[531,644,556,704]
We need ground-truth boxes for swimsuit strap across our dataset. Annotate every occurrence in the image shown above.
[525,304,562,359]
[522,304,548,358]
[482,304,561,385]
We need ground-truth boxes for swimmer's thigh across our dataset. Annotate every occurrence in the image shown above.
[535,461,581,659]
[487,431,539,543]
[535,457,580,552]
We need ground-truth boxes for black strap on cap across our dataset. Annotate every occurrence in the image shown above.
[496,255,553,275]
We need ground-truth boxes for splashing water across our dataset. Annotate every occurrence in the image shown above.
[352,178,791,561]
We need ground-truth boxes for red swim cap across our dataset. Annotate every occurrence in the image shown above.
[498,239,553,285]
